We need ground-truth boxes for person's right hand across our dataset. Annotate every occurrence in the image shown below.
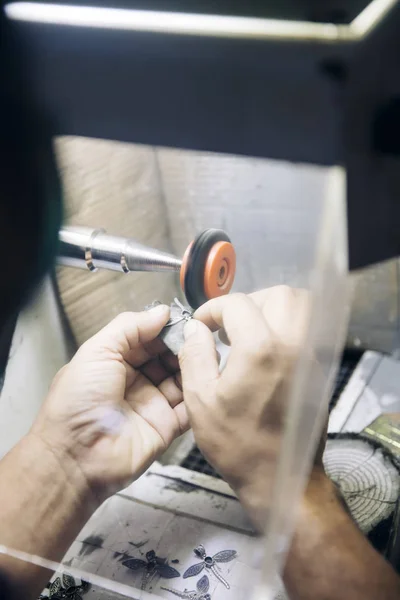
[178,286,315,530]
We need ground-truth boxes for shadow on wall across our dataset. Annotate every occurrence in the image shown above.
[55,137,179,346]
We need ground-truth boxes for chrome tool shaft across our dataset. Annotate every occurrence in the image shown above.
[58,226,182,273]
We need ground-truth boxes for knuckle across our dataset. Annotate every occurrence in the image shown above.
[274,340,302,372]
[256,334,275,358]
[275,284,295,301]
[217,385,244,416]
[231,292,248,302]
[216,382,233,404]
[183,382,197,399]
[244,336,297,378]
[186,385,203,403]
[244,333,276,365]
[232,292,251,308]
[274,285,309,310]
[216,292,247,310]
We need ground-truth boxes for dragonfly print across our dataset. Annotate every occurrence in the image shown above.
[39,573,90,599]
[162,574,211,600]
[120,549,180,590]
[183,545,237,589]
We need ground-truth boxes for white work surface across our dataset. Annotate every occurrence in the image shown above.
[48,463,286,600]
[329,351,400,433]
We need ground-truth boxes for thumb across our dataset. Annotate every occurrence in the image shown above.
[77,304,170,360]
[179,319,219,403]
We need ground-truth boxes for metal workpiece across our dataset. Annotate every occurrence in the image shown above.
[145,298,193,355]
[58,226,182,274]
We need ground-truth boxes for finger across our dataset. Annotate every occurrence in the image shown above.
[126,368,183,409]
[173,401,190,434]
[194,287,300,332]
[250,286,310,348]
[78,305,170,364]
[136,349,180,388]
[158,375,184,408]
[175,372,182,391]
[124,359,138,390]
[195,294,268,349]
[142,336,168,358]
[125,336,170,369]
[196,295,274,390]
[159,350,180,374]
[247,288,273,306]
[140,357,171,387]
[126,373,182,445]
[218,328,230,346]
[193,295,230,331]
[125,324,185,370]
[178,320,219,404]
[248,286,306,306]
[194,293,262,335]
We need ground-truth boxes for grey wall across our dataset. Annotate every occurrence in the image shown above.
[56,137,399,354]
[348,261,400,353]
[55,137,179,346]
[157,147,400,353]
[157,147,327,294]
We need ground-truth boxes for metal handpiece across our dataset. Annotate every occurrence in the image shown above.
[58,226,182,273]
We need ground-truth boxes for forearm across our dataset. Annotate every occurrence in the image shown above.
[0,433,98,600]
[284,471,400,600]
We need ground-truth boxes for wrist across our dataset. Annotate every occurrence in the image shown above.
[286,468,350,566]
[236,467,335,534]
[233,463,277,533]
[283,470,400,600]
[25,430,100,514]
[292,468,344,543]
[301,467,345,519]
[0,433,98,599]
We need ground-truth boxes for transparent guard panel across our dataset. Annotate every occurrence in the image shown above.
[255,167,351,599]
[0,141,350,600]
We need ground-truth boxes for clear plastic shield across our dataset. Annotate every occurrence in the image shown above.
[0,142,350,600]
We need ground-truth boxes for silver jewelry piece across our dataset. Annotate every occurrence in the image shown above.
[119,549,180,591]
[162,574,211,600]
[183,545,237,589]
[145,298,194,355]
[164,298,193,327]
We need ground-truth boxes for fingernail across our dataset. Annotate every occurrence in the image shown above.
[148,304,168,316]
[184,319,198,339]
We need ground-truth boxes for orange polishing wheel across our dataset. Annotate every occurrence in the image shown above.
[180,229,236,309]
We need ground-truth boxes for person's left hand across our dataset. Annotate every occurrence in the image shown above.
[30,305,188,503]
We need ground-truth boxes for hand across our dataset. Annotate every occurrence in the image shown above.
[30,305,188,503]
[179,286,314,529]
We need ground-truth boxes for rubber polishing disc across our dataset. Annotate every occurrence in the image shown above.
[180,229,236,309]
